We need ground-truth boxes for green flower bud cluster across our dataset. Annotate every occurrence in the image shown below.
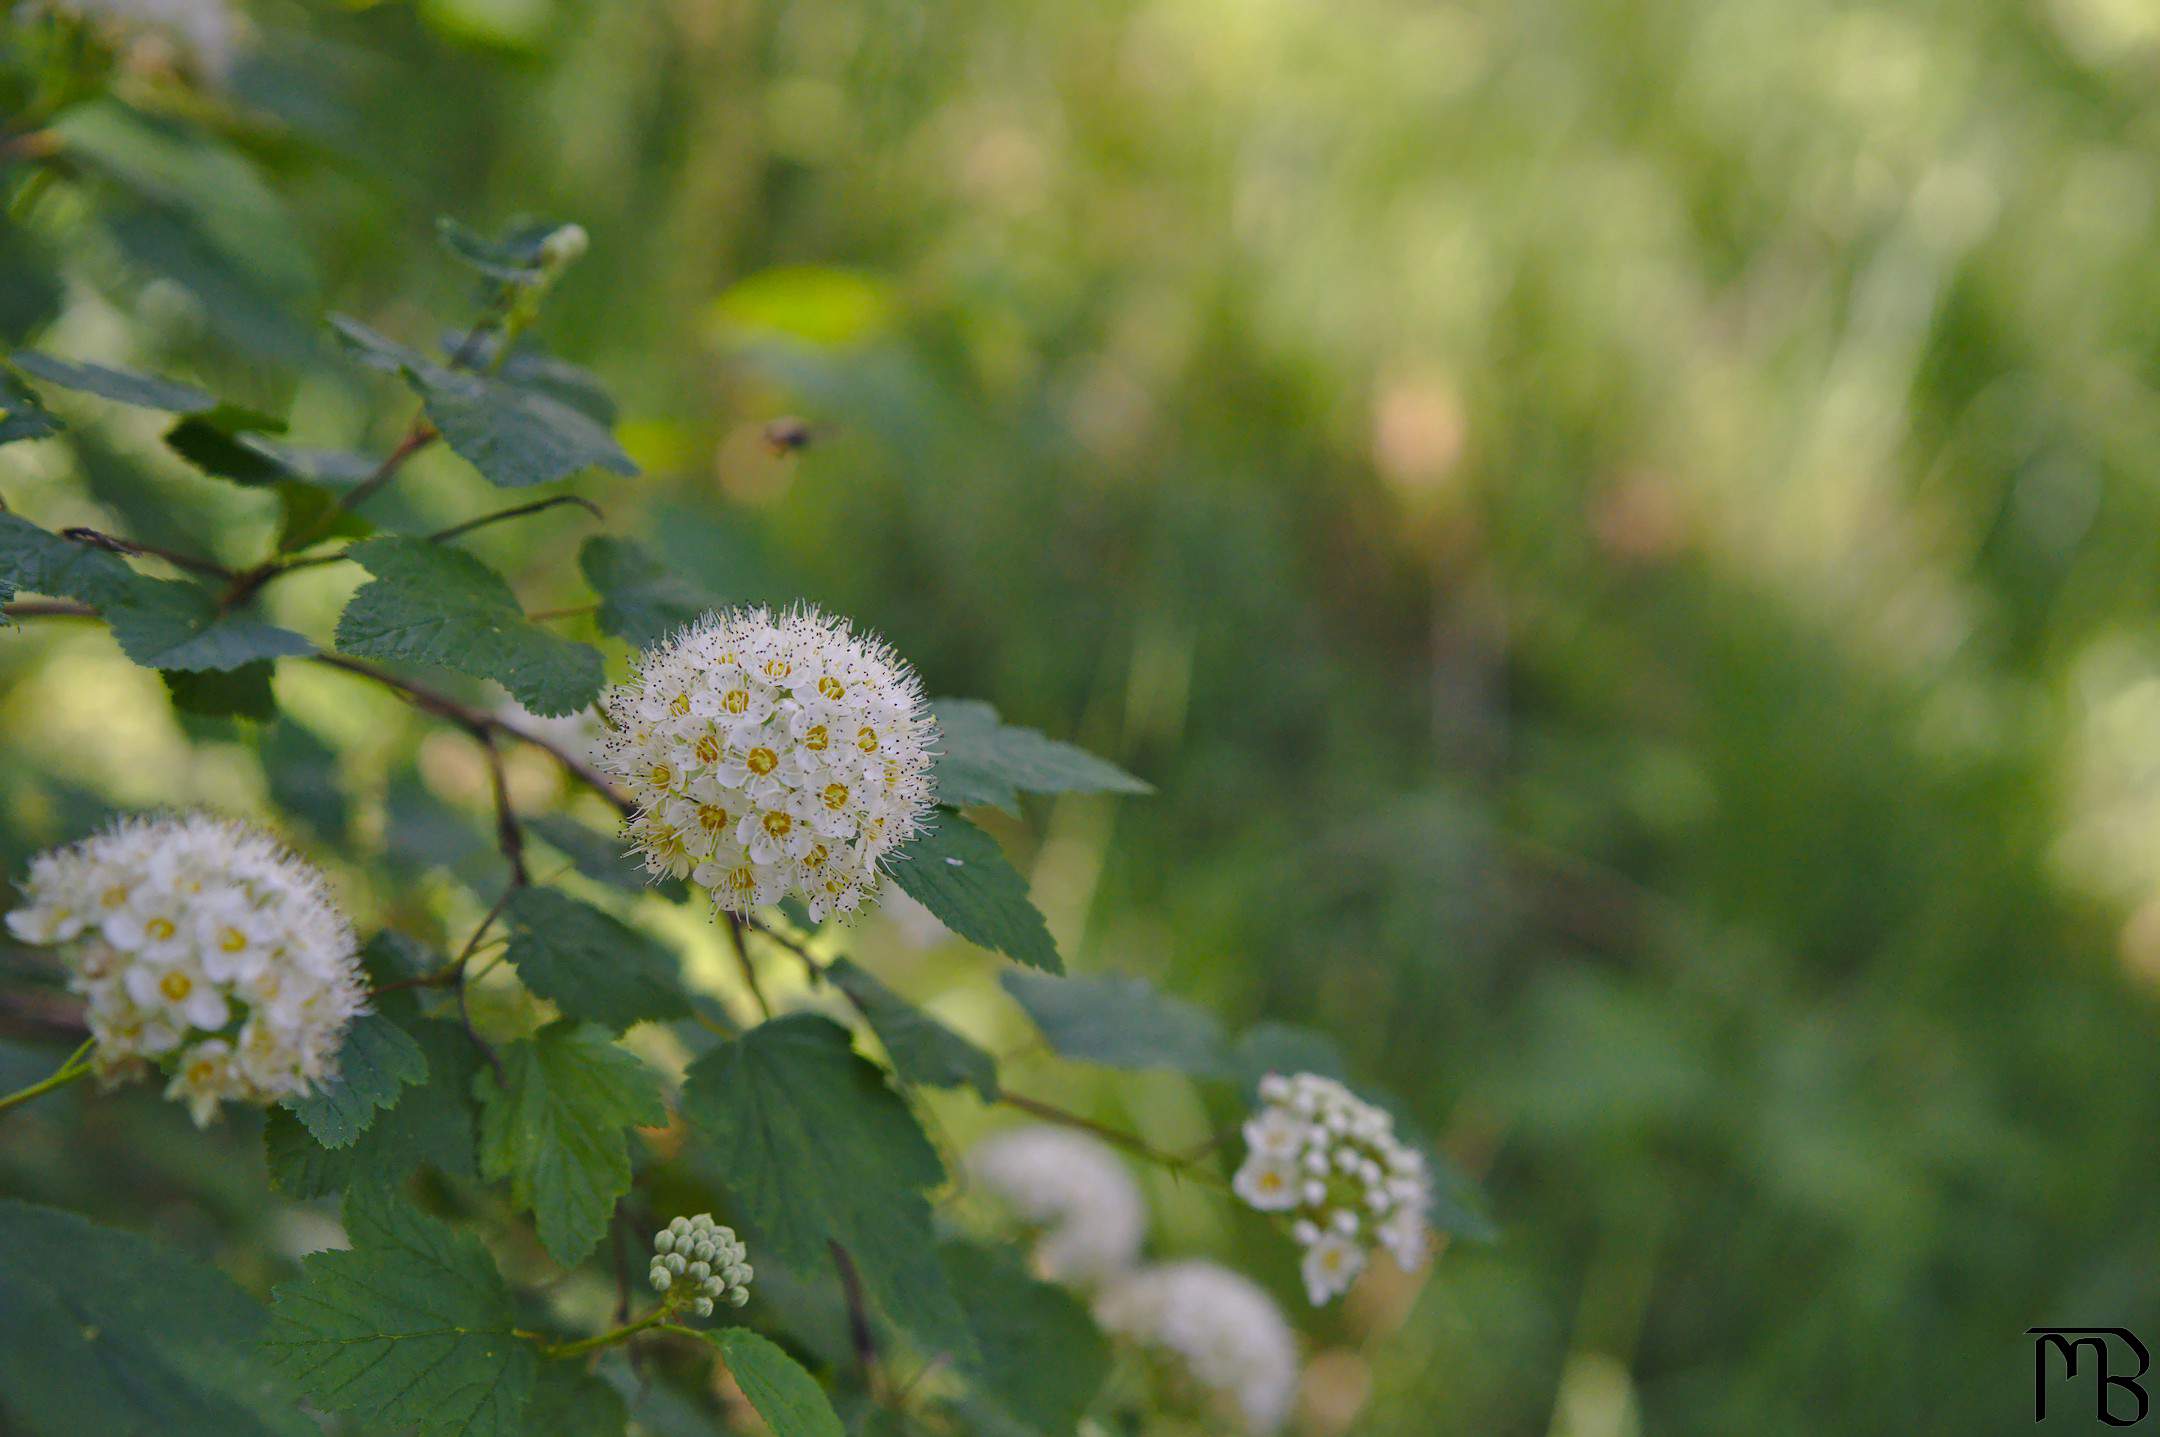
[650,1213,752,1317]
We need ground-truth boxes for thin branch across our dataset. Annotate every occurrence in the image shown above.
[482,733,531,886]
[719,910,770,1020]
[994,1090,1226,1189]
[830,1240,884,1402]
[59,527,231,579]
[2,600,96,620]
[427,495,601,547]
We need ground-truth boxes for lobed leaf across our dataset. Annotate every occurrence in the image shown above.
[475,1020,665,1267]
[701,1328,845,1437]
[681,1014,975,1364]
[264,1012,481,1198]
[502,886,690,1031]
[407,361,637,489]
[942,1241,1110,1434]
[105,578,317,672]
[334,536,604,715]
[888,812,1061,973]
[578,535,721,648]
[281,1009,428,1148]
[264,1186,537,1437]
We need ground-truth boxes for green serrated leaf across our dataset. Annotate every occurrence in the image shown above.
[828,958,998,1100]
[335,537,604,715]
[477,1021,664,1266]
[264,1185,538,1437]
[264,1013,480,1197]
[502,886,690,1031]
[697,1328,845,1437]
[106,578,317,672]
[1,366,64,444]
[1000,970,1228,1076]
[282,1010,429,1148]
[578,536,720,648]
[931,699,1150,814]
[330,313,433,373]
[407,361,637,489]
[437,215,561,281]
[165,662,277,720]
[528,813,687,901]
[526,1364,628,1437]
[888,813,1060,973]
[681,1014,974,1364]
[11,349,217,412]
[0,510,140,606]
[0,1199,311,1437]
[942,1242,1109,1434]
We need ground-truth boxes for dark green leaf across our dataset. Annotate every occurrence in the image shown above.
[0,367,63,445]
[681,1014,974,1363]
[526,1365,627,1437]
[335,537,604,715]
[165,419,290,485]
[0,510,140,606]
[503,886,690,1031]
[931,699,1151,815]
[260,719,348,839]
[889,813,1061,973]
[829,957,998,1100]
[476,1020,665,1267]
[528,812,687,900]
[264,1014,481,1197]
[264,1185,538,1437]
[281,1010,429,1148]
[106,578,317,672]
[1228,1022,1351,1095]
[437,216,561,281]
[579,536,719,648]
[165,663,276,720]
[11,349,216,412]
[1001,970,1229,1076]
[942,1242,1108,1434]
[700,1328,845,1437]
[330,313,433,373]
[407,361,637,489]
[0,1199,310,1437]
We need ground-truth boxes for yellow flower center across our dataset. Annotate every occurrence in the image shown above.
[805,844,828,870]
[698,804,730,832]
[804,725,829,751]
[187,1058,217,1084]
[669,692,692,717]
[101,885,128,909]
[159,971,193,1001]
[821,783,849,810]
[219,927,248,954]
[721,689,750,715]
[762,811,792,838]
[146,917,176,942]
[857,726,879,753]
[649,762,675,788]
[818,676,845,699]
[728,866,756,892]
[764,658,791,679]
[746,748,778,776]
[694,733,722,765]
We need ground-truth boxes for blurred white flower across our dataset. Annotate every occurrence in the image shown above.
[494,698,607,761]
[1235,1072,1434,1305]
[5,813,365,1125]
[596,605,937,921]
[1095,1260,1300,1434]
[968,1125,1148,1282]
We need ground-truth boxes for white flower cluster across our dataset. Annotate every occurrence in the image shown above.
[968,1126,1148,1282]
[596,605,937,921]
[649,1214,752,1316]
[1234,1072,1433,1304]
[1094,1261,1300,1434]
[4,814,364,1125]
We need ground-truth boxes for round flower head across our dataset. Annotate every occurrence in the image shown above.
[650,1214,753,1317]
[596,605,937,921]
[1094,1261,1300,1434]
[1234,1072,1433,1305]
[968,1125,1148,1283]
[4,813,364,1125]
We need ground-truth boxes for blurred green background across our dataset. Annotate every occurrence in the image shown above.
[7,0,2160,1432]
